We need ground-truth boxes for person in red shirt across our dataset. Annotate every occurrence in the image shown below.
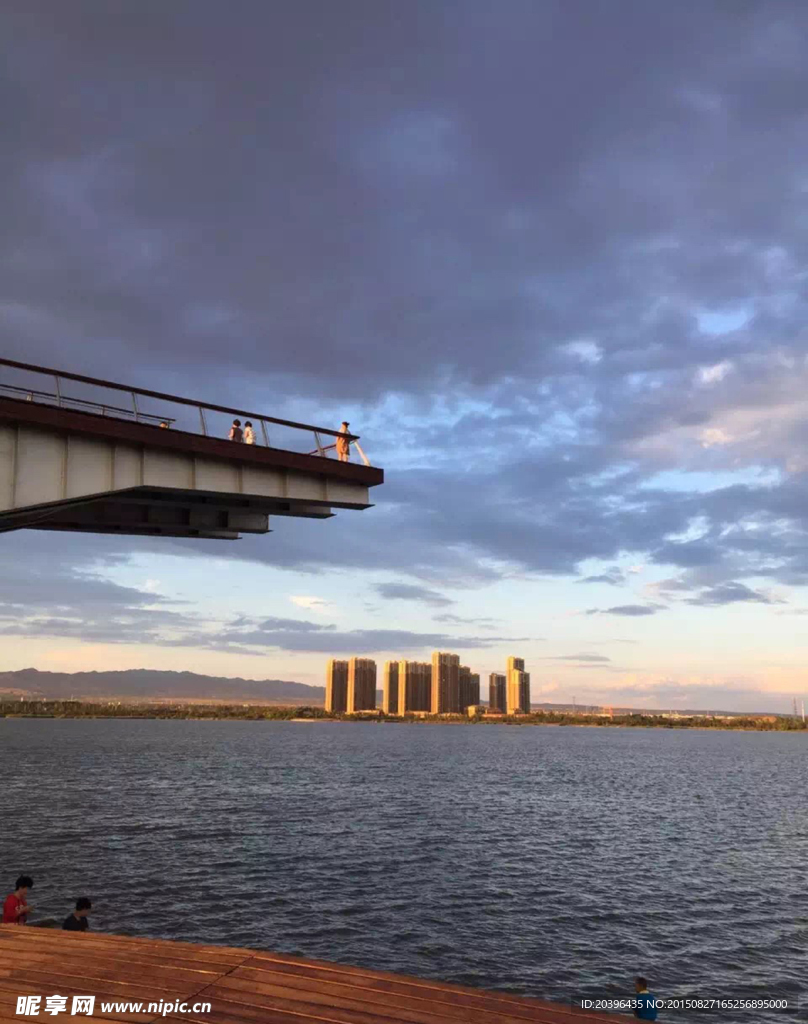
[2,875,33,924]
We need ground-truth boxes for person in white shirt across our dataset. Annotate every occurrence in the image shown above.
[244,421,256,444]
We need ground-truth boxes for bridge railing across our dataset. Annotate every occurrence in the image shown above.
[0,357,371,466]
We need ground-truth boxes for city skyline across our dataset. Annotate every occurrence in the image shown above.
[2,4,808,715]
[329,652,525,715]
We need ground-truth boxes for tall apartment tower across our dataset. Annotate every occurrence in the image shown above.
[347,657,377,713]
[489,673,506,712]
[458,666,481,712]
[397,660,431,714]
[466,667,479,708]
[506,656,531,714]
[382,661,399,714]
[325,659,349,713]
[431,651,460,714]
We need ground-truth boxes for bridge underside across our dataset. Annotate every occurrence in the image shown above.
[0,486,336,539]
[0,399,382,540]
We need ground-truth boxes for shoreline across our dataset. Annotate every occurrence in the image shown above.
[1,699,805,732]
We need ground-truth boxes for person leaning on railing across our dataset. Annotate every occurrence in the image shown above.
[229,419,243,442]
[336,421,351,461]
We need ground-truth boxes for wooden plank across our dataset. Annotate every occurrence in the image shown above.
[243,951,551,1013]
[234,957,556,1018]
[0,927,619,1024]
[0,988,152,1024]
[0,948,226,983]
[207,971,545,1024]
[0,967,198,1002]
[198,980,536,1024]
[196,976,615,1024]
[0,929,250,968]
[234,958,614,1023]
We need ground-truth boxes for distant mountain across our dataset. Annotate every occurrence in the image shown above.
[0,668,326,703]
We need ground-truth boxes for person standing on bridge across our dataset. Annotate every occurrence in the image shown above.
[336,421,351,462]
[243,421,256,444]
[229,419,243,442]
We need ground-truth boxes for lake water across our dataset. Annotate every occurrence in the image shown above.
[1,720,805,1020]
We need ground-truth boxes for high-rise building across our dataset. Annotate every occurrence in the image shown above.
[325,659,348,713]
[458,666,480,712]
[489,673,506,712]
[347,657,377,713]
[506,656,530,714]
[520,672,531,713]
[470,672,480,710]
[382,661,399,714]
[397,660,431,714]
[431,651,460,714]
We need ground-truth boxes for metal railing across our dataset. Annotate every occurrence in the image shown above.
[0,357,371,466]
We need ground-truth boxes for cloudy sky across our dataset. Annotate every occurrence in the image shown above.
[2,0,808,712]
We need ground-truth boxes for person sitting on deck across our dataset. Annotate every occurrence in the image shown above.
[63,897,92,932]
[336,421,351,462]
[229,419,243,442]
[243,421,256,444]
[634,976,658,1020]
[2,875,33,924]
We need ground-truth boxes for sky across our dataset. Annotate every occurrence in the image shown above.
[2,0,808,712]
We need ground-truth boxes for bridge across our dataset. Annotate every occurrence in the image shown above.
[0,358,383,540]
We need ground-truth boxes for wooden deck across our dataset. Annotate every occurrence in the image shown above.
[0,926,619,1024]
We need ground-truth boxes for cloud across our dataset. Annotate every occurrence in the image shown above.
[434,613,500,627]
[698,361,733,384]
[2,2,808,705]
[545,653,612,663]
[179,617,532,655]
[374,583,453,607]
[588,605,663,617]
[652,541,721,568]
[0,535,198,645]
[685,582,784,606]
[577,566,625,586]
[289,595,332,612]
[551,678,801,715]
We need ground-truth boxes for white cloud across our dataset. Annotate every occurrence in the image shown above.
[698,361,733,384]
[562,339,602,365]
[289,595,332,612]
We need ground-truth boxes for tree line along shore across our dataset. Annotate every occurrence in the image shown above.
[1,699,806,730]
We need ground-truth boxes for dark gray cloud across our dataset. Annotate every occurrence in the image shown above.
[172,617,532,655]
[0,534,529,653]
[651,542,722,568]
[434,613,500,628]
[578,567,625,586]
[685,582,783,606]
[589,605,663,617]
[0,534,199,644]
[1,1,808,688]
[374,583,453,607]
